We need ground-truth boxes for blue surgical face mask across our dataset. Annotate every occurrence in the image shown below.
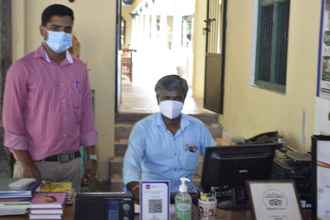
[45,31,72,54]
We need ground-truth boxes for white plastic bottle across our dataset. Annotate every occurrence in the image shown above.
[175,177,192,220]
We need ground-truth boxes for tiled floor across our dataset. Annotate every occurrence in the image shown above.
[118,47,208,114]
[119,79,207,114]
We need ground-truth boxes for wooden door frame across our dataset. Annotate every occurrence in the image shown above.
[219,0,228,114]
[115,0,122,114]
[0,0,12,174]
[203,0,228,114]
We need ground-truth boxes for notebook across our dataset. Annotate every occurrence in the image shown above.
[31,193,66,209]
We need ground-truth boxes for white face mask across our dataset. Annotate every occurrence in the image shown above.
[159,100,184,119]
[46,31,72,54]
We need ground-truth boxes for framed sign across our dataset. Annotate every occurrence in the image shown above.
[247,181,303,220]
[312,135,330,220]
[140,181,170,220]
[317,0,330,100]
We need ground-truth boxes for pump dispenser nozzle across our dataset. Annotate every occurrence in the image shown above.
[179,177,190,193]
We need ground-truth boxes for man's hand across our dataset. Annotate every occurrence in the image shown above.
[318,161,330,169]
[84,159,97,182]
[22,163,41,180]
[127,181,140,203]
[13,150,41,180]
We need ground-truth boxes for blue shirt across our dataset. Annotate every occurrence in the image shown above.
[123,113,216,192]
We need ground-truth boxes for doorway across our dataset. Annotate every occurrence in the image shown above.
[203,0,227,114]
[116,0,206,114]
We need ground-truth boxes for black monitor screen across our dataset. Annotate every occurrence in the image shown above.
[74,192,134,220]
[201,143,278,192]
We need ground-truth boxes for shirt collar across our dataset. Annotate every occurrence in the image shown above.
[34,46,74,65]
[155,112,191,132]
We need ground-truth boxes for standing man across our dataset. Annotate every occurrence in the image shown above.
[123,75,215,199]
[3,4,97,191]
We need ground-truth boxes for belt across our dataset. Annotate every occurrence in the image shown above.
[42,151,81,163]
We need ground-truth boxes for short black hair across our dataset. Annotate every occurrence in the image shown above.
[155,75,189,97]
[41,4,74,26]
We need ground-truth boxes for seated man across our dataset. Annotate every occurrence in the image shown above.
[123,75,215,199]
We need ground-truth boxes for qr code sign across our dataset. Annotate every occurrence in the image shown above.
[149,199,162,213]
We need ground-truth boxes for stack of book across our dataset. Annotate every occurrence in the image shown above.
[29,192,66,220]
[0,190,32,216]
[38,182,73,205]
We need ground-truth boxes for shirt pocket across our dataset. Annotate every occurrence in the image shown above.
[181,150,199,171]
[69,86,82,122]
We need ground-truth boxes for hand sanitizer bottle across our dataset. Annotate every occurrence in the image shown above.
[175,177,192,220]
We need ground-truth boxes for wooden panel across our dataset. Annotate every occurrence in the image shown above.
[115,0,122,113]
[256,3,274,82]
[0,0,12,177]
[207,0,222,53]
[204,0,227,114]
[204,53,222,113]
[0,0,12,117]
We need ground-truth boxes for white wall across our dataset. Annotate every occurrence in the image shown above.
[222,0,321,151]
[192,0,207,99]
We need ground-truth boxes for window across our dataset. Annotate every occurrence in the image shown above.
[181,16,193,48]
[255,0,290,93]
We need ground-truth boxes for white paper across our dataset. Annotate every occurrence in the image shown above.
[135,204,175,215]
[319,0,330,100]
[315,97,330,135]
[317,141,330,163]
[317,140,330,220]
[141,182,169,220]
[249,182,302,220]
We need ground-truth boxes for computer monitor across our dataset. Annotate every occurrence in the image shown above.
[201,143,278,208]
[74,192,134,220]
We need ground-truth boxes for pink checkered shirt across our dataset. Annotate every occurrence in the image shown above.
[3,46,97,160]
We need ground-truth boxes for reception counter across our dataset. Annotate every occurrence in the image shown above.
[1,205,312,220]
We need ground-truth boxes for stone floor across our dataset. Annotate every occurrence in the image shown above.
[118,45,206,114]
[119,77,208,114]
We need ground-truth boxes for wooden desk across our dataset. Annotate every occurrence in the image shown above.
[0,206,312,220]
[0,207,74,220]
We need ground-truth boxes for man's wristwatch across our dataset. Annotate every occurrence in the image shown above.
[88,154,97,161]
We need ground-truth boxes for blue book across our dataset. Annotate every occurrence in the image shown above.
[26,181,41,193]
[0,191,32,199]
